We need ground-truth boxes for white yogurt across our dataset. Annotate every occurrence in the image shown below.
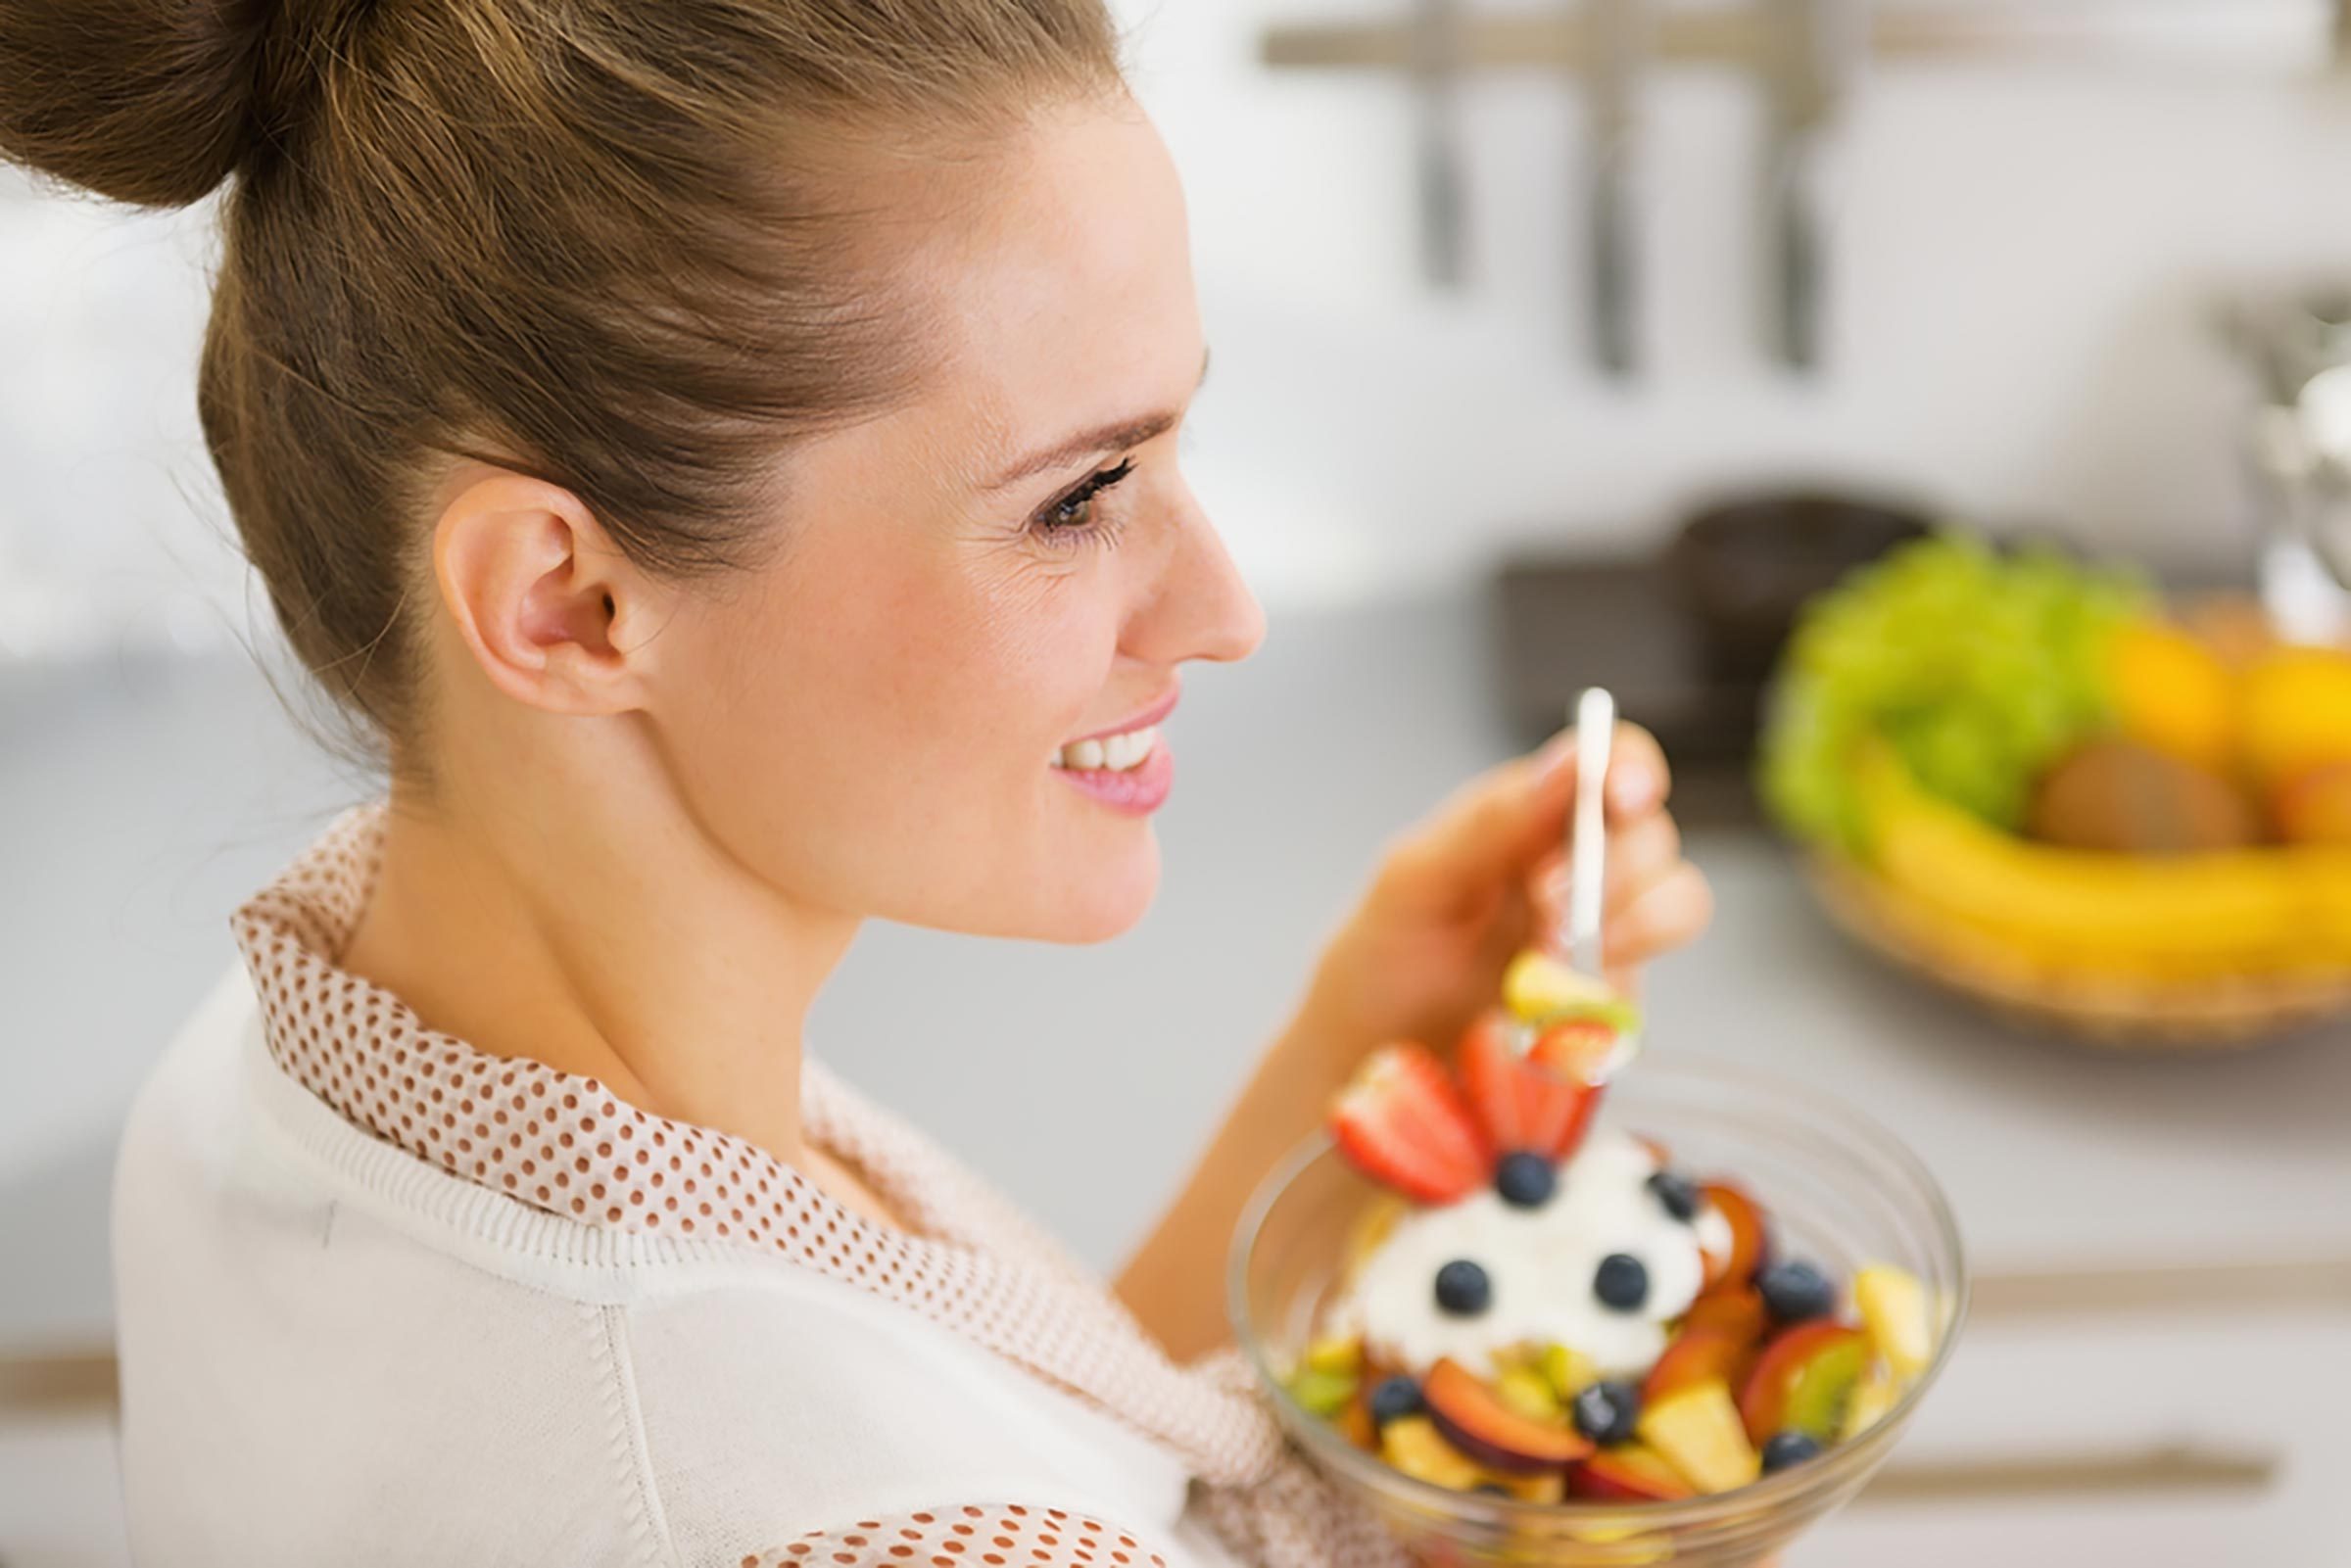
[1329,1125,1733,1379]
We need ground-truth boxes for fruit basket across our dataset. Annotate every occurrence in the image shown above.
[1760,535,2351,1049]
[1807,847,2351,1049]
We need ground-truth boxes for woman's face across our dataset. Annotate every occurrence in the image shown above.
[648,98,1264,943]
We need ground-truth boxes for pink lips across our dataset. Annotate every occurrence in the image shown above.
[1065,687,1179,746]
[1055,735,1175,815]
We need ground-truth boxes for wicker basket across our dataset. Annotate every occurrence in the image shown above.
[1806,855,2351,1049]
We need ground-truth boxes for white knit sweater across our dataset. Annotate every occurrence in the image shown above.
[108,805,1414,1568]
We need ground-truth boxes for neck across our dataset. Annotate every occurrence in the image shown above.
[341,741,861,1172]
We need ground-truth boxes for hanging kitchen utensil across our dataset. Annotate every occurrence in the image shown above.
[1410,0,1470,289]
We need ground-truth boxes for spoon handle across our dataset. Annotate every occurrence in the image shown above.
[1566,687,1615,977]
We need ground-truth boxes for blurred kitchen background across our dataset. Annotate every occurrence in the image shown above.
[8,0,2351,1563]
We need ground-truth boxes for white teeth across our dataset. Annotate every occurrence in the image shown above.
[1053,725,1157,773]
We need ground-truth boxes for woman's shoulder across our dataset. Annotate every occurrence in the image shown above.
[113,964,1199,1561]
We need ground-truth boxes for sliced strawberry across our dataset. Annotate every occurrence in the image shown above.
[1329,1043,1491,1205]
[1455,1010,1526,1154]
[1522,1021,1609,1163]
[1523,1069,1602,1164]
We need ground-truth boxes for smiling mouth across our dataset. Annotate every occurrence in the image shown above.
[1047,724,1159,774]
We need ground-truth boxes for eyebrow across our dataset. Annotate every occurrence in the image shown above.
[980,345,1213,494]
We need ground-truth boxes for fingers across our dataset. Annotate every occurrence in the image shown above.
[1526,811,1685,934]
[1379,721,1674,912]
[1604,859,1714,970]
[1604,810,1683,913]
[1601,721,1670,823]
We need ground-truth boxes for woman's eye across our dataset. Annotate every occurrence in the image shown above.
[1032,457,1137,544]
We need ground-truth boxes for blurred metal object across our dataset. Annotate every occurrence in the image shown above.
[1409,0,1469,289]
[2223,289,2351,643]
[1759,0,1855,373]
[1581,0,1645,376]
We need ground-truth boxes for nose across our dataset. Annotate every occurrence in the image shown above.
[1128,481,1265,667]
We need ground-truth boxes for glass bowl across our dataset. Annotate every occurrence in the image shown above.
[1226,1057,1967,1568]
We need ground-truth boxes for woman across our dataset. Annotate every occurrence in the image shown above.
[3,1,1710,1562]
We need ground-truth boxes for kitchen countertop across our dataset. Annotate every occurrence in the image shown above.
[3,587,2347,1358]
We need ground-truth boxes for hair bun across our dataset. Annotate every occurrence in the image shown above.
[0,0,277,209]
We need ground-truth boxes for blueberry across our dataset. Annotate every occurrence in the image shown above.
[1761,1430,1824,1473]
[1646,1169,1700,1223]
[1495,1151,1559,1209]
[1593,1253,1650,1311]
[1434,1259,1492,1316]
[1757,1259,1837,1323]
[1368,1375,1424,1427]
[1570,1379,1642,1446]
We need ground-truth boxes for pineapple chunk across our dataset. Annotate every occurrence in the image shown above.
[1481,1465,1567,1504]
[1637,1381,1760,1495]
[1502,950,1640,1030]
[1854,1264,1934,1381]
[1841,1359,1901,1442]
[1305,1332,1364,1379]
[1381,1415,1486,1491]
[1496,1365,1565,1426]
[1541,1343,1597,1401]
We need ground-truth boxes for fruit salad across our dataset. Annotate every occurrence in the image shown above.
[1282,950,1940,1506]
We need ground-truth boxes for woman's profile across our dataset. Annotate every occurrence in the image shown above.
[0,1,1710,1562]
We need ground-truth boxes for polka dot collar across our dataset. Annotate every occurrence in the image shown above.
[228,801,1287,1489]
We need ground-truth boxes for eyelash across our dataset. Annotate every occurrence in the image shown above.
[1028,457,1138,550]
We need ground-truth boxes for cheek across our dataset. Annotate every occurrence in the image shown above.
[655,540,1123,916]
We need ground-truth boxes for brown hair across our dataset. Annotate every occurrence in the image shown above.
[0,0,1127,747]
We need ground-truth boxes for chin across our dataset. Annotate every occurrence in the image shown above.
[1043,834,1162,945]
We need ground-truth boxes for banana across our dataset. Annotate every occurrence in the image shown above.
[1853,740,2351,971]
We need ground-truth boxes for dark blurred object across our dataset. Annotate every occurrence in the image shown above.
[2027,738,2262,856]
[1494,559,1761,826]
[1497,490,1929,826]
[1665,491,1933,680]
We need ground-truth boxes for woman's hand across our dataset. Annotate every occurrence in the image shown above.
[1299,723,1712,1063]
[1116,722,1710,1363]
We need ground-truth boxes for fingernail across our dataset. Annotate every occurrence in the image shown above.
[1536,733,1577,781]
[1609,761,1655,813]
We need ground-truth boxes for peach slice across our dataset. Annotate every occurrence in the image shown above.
[1569,1443,1698,1503]
[1681,1284,1768,1349]
[1423,1356,1596,1475]
[1642,1326,1759,1406]
[1739,1321,1869,1446]
[1698,1181,1768,1290]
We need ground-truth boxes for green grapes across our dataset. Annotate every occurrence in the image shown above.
[1759,532,2149,851]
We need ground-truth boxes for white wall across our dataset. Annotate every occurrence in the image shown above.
[4,1,2351,639]
[1128,0,2351,603]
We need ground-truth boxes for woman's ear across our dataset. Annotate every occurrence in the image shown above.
[430,471,671,717]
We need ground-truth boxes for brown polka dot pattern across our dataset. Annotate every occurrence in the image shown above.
[743,1504,1174,1568]
[231,804,1415,1568]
